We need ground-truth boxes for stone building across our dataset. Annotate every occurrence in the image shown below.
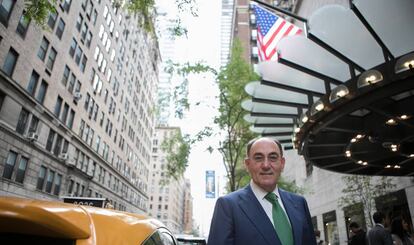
[148,126,192,234]
[0,0,160,214]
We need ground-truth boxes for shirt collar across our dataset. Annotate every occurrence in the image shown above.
[250,180,280,201]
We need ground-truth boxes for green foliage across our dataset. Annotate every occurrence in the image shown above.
[160,127,212,182]
[125,0,155,33]
[24,0,196,36]
[278,177,306,194]
[160,130,190,181]
[215,38,260,192]
[167,18,188,38]
[339,175,396,227]
[23,0,56,28]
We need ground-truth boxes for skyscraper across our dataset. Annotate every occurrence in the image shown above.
[220,0,235,67]
[0,0,160,213]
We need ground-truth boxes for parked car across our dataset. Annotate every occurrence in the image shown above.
[0,196,177,245]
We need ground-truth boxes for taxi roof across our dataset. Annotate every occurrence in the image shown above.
[0,196,167,244]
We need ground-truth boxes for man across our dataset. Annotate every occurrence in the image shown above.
[366,211,393,245]
[349,221,366,245]
[208,137,316,245]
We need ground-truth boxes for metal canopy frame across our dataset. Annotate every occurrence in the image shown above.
[244,0,414,176]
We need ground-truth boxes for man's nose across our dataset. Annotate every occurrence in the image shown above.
[261,158,272,167]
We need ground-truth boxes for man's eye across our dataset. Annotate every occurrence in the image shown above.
[254,156,264,162]
[269,156,278,161]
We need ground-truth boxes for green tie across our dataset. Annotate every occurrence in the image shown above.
[265,192,294,245]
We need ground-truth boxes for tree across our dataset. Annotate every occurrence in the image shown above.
[214,38,259,192]
[163,39,306,194]
[160,130,190,181]
[23,0,56,27]
[159,127,211,183]
[339,175,396,227]
[23,0,196,36]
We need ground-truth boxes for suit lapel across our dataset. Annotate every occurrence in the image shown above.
[238,185,281,245]
[279,189,303,244]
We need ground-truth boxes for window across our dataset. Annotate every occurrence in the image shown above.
[36,80,48,104]
[16,108,29,134]
[95,135,100,152]
[16,11,30,38]
[37,37,49,61]
[28,115,39,133]
[54,96,62,117]
[15,156,28,183]
[2,47,18,76]
[47,9,57,29]
[92,9,97,25]
[67,109,75,129]
[68,73,75,93]
[53,134,63,156]
[0,0,15,26]
[85,31,92,48]
[46,47,57,70]
[27,70,39,95]
[61,103,69,123]
[76,14,83,31]
[2,150,17,179]
[61,65,70,86]
[45,170,55,193]
[80,55,87,72]
[36,166,47,190]
[74,46,83,65]
[55,18,65,39]
[53,174,62,195]
[81,22,87,41]
[69,38,77,57]
[60,0,71,12]
[45,129,56,151]
[75,80,81,92]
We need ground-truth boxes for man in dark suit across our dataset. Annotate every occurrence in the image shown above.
[349,221,366,245]
[208,137,316,245]
[366,211,393,245]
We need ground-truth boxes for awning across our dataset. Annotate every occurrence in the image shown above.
[244,0,414,176]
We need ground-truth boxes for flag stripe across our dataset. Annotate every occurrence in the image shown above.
[253,4,302,62]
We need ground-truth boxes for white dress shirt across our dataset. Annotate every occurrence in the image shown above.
[250,180,292,227]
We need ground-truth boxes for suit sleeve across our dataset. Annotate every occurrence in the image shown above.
[301,197,317,245]
[207,197,234,245]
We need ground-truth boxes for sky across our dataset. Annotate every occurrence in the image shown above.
[156,0,226,237]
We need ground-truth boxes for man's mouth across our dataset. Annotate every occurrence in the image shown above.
[260,172,273,176]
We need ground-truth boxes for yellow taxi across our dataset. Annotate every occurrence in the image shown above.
[0,196,177,245]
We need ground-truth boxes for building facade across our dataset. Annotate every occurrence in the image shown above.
[0,0,159,214]
[149,126,192,234]
[182,179,194,234]
[232,0,414,244]
[220,0,235,67]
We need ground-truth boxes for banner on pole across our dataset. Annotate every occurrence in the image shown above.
[206,170,216,198]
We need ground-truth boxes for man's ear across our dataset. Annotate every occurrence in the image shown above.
[244,158,250,171]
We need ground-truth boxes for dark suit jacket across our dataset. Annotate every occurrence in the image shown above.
[366,224,393,245]
[207,185,316,245]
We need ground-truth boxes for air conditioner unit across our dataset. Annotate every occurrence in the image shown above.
[73,92,82,100]
[27,132,38,141]
[59,153,69,161]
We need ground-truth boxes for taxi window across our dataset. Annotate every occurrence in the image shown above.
[142,230,176,245]
[0,233,75,245]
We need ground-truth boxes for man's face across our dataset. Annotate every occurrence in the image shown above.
[245,138,285,192]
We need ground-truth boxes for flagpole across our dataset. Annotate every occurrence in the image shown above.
[251,0,308,23]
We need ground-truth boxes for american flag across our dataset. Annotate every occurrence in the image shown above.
[253,4,302,61]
